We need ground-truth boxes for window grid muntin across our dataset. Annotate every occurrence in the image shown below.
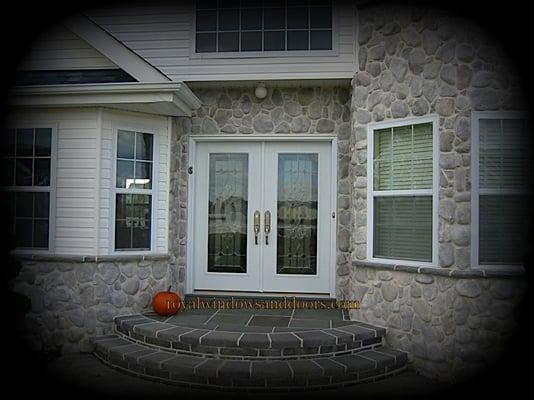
[114,130,155,252]
[1,127,53,250]
[195,0,332,53]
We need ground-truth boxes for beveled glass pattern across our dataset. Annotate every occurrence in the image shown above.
[115,194,152,250]
[207,153,249,273]
[277,153,318,275]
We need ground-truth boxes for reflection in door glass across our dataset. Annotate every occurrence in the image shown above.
[208,154,248,273]
[277,154,318,275]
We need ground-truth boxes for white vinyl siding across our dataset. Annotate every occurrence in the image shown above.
[472,112,530,269]
[8,108,170,256]
[86,0,356,81]
[19,25,117,70]
[367,116,439,266]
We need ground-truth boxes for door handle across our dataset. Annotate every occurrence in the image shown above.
[253,210,260,245]
[264,210,271,245]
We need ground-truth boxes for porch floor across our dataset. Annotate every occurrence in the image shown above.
[144,305,353,333]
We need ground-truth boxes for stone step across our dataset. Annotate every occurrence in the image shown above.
[93,334,408,391]
[113,314,386,360]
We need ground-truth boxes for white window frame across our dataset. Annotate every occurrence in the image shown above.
[110,126,158,255]
[189,1,340,59]
[6,123,57,255]
[471,111,527,271]
[366,115,440,267]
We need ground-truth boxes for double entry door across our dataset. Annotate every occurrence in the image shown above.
[192,140,334,294]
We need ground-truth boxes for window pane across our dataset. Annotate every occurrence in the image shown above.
[34,192,49,218]
[310,6,331,28]
[218,32,239,52]
[115,220,131,249]
[34,159,51,186]
[16,192,33,218]
[242,0,263,6]
[115,193,130,221]
[479,118,529,190]
[264,31,285,50]
[374,196,432,262]
[134,161,152,189]
[196,0,217,9]
[35,128,52,156]
[241,8,262,30]
[241,31,262,51]
[117,130,135,159]
[33,220,49,248]
[218,9,239,30]
[16,129,33,157]
[287,7,308,29]
[310,30,331,50]
[287,30,309,50]
[15,219,32,247]
[219,0,240,8]
[196,10,217,31]
[16,158,33,186]
[132,220,151,249]
[264,8,285,29]
[135,133,153,161]
[480,195,530,264]
[4,128,16,157]
[116,160,134,188]
[1,158,14,186]
[196,33,217,52]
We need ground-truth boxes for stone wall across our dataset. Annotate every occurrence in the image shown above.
[168,85,353,298]
[349,264,528,380]
[347,4,529,381]
[11,256,174,354]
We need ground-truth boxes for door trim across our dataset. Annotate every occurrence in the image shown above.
[185,135,338,297]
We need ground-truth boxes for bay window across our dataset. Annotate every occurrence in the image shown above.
[1,127,54,250]
[114,130,154,251]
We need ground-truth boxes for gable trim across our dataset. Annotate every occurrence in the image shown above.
[63,15,170,83]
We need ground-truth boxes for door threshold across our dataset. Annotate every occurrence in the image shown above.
[189,290,335,300]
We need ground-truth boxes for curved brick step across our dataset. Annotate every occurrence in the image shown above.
[93,334,408,391]
[114,314,386,360]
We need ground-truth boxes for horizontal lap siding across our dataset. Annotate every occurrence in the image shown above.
[10,109,99,255]
[100,110,169,254]
[88,1,356,81]
[20,25,117,70]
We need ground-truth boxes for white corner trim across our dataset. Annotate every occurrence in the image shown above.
[62,14,170,83]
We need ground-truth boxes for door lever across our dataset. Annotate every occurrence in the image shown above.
[253,210,261,245]
[264,210,271,245]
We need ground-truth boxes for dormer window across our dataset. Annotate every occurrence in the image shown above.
[195,0,333,53]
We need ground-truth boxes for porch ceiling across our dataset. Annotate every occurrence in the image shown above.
[9,81,202,117]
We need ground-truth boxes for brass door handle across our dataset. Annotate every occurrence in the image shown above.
[264,210,271,245]
[253,210,260,245]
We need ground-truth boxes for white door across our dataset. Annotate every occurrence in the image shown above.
[192,141,333,294]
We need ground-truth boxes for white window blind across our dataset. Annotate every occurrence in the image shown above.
[477,117,530,265]
[371,121,434,262]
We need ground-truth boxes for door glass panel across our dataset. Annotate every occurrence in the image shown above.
[208,154,248,273]
[277,153,318,275]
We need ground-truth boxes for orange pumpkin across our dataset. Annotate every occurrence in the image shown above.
[152,286,182,316]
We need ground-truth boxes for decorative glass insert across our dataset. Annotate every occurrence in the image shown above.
[1,127,52,249]
[115,130,154,251]
[195,0,333,53]
[207,153,249,273]
[115,194,152,250]
[277,153,318,275]
[374,196,432,262]
[371,121,434,262]
[477,117,531,265]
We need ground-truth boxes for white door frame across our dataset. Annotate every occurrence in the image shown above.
[185,135,338,297]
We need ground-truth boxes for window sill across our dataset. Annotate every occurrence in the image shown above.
[352,260,526,279]
[12,253,170,263]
